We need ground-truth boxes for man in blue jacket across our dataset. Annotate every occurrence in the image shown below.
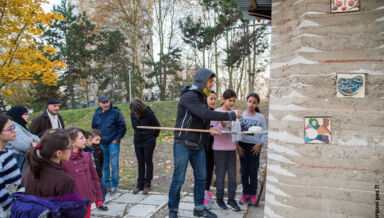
[92,96,127,194]
[168,68,242,218]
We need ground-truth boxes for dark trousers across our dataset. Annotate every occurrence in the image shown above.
[99,177,107,202]
[204,148,214,191]
[134,145,155,189]
[238,142,260,195]
[214,150,237,200]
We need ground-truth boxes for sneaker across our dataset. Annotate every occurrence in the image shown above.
[97,204,108,211]
[169,210,178,218]
[110,188,117,195]
[250,195,259,206]
[204,197,211,209]
[193,208,217,218]
[227,199,241,211]
[239,194,249,205]
[215,199,228,210]
[205,191,214,203]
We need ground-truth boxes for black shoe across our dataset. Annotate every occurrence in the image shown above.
[216,199,228,210]
[97,204,108,211]
[169,210,178,218]
[193,208,217,218]
[227,199,241,211]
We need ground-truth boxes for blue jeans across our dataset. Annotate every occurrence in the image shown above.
[101,142,120,188]
[168,142,206,212]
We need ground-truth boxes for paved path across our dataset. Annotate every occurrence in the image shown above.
[91,188,264,218]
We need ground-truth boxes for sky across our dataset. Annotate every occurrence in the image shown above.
[41,0,62,12]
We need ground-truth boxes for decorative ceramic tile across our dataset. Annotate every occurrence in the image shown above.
[331,0,360,13]
[336,73,365,98]
[305,117,331,144]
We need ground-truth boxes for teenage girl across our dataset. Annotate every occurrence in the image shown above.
[210,89,241,211]
[0,115,21,216]
[63,127,103,218]
[237,93,267,206]
[204,90,217,208]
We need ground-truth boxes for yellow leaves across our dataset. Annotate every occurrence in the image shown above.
[0,0,66,93]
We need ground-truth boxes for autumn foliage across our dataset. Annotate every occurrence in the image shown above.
[0,0,66,95]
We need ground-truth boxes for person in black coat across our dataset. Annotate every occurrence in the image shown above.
[130,99,160,195]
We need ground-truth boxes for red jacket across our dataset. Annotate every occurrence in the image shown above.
[63,151,102,203]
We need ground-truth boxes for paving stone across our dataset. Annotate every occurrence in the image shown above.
[91,203,127,217]
[180,196,194,202]
[178,209,194,217]
[178,202,195,211]
[247,201,264,218]
[140,194,168,205]
[113,193,146,204]
[126,204,157,217]
[105,192,123,203]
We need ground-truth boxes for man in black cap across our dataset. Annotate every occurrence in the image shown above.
[92,96,127,194]
[29,99,65,137]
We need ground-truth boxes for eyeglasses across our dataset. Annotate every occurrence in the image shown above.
[2,125,16,132]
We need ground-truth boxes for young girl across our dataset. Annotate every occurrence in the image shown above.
[130,99,160,195]
[204,90,216,208]
[0,115,21,216]
[63,127,103,218]
[210,89,241,211]
[237,93,267,206]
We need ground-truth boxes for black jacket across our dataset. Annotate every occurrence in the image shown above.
[174,68,236,150]
[90,144,103,178]
[131,107,160,148]
[29,110,65,138]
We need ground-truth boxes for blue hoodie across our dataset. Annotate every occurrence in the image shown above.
[92,104,127,146]
[174,68,237,150]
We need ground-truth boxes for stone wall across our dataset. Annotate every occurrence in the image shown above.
[265,0,384,217]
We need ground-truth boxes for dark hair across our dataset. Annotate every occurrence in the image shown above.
[222,89,236,100]
[0,114,11,132]
[26,129,70,179]
[247,93,261,113]
[130,99,148,116]
[91,129,102,137]
[6,106,28,129]
[66,127,86,141]
[84,130,92,139]
[210,90,216,94]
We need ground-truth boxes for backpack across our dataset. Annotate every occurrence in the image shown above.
[10,192,89,218]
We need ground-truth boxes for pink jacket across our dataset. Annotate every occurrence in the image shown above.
[63,151,102,203]
[210,108,237,151]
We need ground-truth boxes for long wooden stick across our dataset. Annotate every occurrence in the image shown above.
[137,126,250,135]
[137,126,211,133]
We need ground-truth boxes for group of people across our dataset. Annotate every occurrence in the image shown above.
[168,68,267,218]
[0,67,266,218]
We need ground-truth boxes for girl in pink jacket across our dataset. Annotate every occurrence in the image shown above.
[63,127,103,218]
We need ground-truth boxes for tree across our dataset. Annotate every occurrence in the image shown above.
[39,0,97,108]
[0,0,65,110]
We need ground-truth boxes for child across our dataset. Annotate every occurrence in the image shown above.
[204,91,217,208]
[83,130,93,153]
[63,127,103,218]
[236,93,267,206]
[210,89,241,211]
[130,99,160,195]
[0,115,22,216]
[90,129,108,210]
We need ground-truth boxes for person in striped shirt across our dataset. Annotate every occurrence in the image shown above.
[0,114,22,217]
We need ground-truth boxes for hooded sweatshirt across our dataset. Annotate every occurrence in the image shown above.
[174,68,237,150]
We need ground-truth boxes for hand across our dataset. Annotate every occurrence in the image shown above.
[112,140,119,144]
[31,141,37,148]
[236,144,244,157]
[251,143,262,156]
[209,127,222,136]
[234,110,242,119]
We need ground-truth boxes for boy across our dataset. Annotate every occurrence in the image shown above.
[90,129,108,211]
[83,131,93,153]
